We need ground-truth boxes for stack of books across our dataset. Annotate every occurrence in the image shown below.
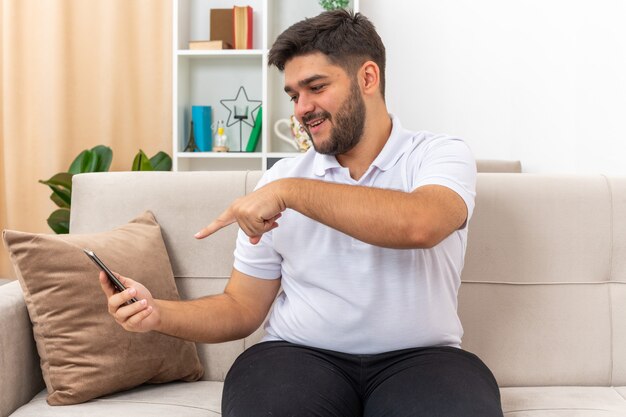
[188,6,253,51]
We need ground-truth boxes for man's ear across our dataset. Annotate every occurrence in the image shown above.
[359,61,381,96]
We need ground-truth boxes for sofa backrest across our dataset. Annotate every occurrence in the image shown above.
[475,159,522,173]
[71,171,626,387]
[71,171,263,381]
[459,174,626,387]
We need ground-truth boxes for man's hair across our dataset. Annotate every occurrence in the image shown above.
[268,9,386,97]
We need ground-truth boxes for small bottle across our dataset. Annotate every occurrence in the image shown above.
[213,120,229,152]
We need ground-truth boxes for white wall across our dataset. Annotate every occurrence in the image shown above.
[361,0,626,174]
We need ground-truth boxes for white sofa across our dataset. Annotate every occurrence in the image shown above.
[1,170,625,416]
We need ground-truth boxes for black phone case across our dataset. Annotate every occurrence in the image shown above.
[83,249,138,304]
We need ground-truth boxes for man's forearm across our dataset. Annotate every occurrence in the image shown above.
[278,178,440,249]
[194,176,466,249]
[154,294,257,343]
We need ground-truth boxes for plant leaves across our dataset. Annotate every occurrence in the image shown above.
[68,150,89,174]
[50,192,70,209]
[69,146,112,174]
[68,150,98,174]
[39,172,73,190]
[132,150,154,171]
[83,151,99,172]
[149,151,172,171]
[47,208,70,234]
[39,172,73,207]
[47,184,72,207]
[92,145,113,172]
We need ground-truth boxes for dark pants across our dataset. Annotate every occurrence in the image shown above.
[222,341,503,417]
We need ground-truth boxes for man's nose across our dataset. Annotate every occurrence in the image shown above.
[295,94,315,120]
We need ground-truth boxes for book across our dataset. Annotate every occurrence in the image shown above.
[210,9,234,48]
[188,40,231,50]
[233,6,253,50]
[246,107,262,152]
[192,106,212,152]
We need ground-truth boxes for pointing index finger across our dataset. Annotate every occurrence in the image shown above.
[195,209,236,239]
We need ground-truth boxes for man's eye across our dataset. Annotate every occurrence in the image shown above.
[289,95,298,103]
[311,84,325,92]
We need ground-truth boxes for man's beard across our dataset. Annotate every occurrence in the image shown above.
[302,80,366,156]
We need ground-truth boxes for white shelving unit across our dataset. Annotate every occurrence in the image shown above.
[173,0,359,171]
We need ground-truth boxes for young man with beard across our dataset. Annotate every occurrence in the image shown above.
[100,9,504,417]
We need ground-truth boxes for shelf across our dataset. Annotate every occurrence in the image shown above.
[176,152,262,159]
[177,49,265,58]
[176,152,300,160]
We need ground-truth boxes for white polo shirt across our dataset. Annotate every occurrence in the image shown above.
[234,115,476,354]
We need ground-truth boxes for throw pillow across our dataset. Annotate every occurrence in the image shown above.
[2,211,204,405]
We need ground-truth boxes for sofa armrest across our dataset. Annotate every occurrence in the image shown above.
[0,281,44,417]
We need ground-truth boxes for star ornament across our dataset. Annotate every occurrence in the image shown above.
[219,86,262,128]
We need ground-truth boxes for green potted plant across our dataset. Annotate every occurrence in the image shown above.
[39,146,172,234]
[319,0,350,11]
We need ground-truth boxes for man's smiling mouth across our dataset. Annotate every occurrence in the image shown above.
[307,118,326,128]
[303,113,331,132]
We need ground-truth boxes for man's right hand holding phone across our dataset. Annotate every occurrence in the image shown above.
[98,272,160,333]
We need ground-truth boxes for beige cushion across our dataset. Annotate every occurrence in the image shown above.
[459,174,626,387]
[11,383,626,416]
[501,386,626,416]
[464,174,612,285]
[459,282,614,386]
[9,382,222,416]
[2,211,203,405]
[70,171,263,279]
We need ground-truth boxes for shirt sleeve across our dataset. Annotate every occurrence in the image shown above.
[232,170,283,279]
[408,135,477,228]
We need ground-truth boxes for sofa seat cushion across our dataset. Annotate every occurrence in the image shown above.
[9,381,223,417]
[501,386,626,416]
[10,383,626,417]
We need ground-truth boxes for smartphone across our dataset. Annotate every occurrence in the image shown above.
[83,249,138,304]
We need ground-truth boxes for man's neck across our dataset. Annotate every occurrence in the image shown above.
[336,109,393,181]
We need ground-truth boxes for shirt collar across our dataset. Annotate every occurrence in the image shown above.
[370,114,413,172]
[313,114,411,177]
[313,152,342,177]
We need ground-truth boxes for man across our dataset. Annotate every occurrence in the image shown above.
[101,9,504,417]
